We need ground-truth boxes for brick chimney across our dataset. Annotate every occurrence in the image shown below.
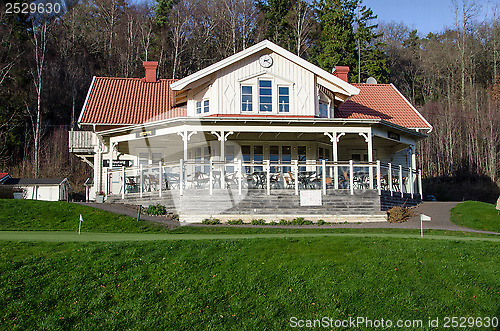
[333,66,350,83]
[143,61,158,83]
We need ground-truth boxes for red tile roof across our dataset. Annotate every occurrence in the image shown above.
[337,84,431,129]
[79,77,185,125]
[79,78,430,130]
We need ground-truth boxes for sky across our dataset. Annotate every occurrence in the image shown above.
[365,0,498,36]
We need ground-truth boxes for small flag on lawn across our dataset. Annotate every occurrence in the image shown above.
[78,214,84,234]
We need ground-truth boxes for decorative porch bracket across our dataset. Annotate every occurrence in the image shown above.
[177,130,198,161]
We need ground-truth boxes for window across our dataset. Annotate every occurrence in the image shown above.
[242,86,253,111]
[253,145,264,171]
[259,80,272,112]
[242,145,251,173]
[203,100,209,113]
[196,101,202,114]
[152,153,162,164]
[270,145,279,172]
[282,145,291,173]
[319,101,328,117]
[298,146,307,171]
[278,87,289,112]
[139,153,149,166]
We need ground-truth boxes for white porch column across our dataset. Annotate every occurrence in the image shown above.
[388,162,393,195]
[237,158,242,196]
[376,160,381,195]
[265,160,270,196]
[293,160,298,195]
[410,145,416,197]
[322,159,326,195]
[103,168,108,195]
[159,161,163,198]
[93,144,103,196]
[399,164,403,198]
[121,166,126,200]
[140,164,143,198]
[179,159,184,196]
[349,160,354,195]
[211,130,234,190]
[177,130,198,163]
[209,157,213,195]
[324,131,345,190]
[359,130,373,189]
[418,170,423,198]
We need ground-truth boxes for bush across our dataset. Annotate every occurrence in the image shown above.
[386,206,415,223]
[251,219,266,225]
[146,204,166,216]
[269,221,277,226]
[279,219,290,225]
[316,219,327,226]
[290,217,313,226]
[202,218,221,225]
[227,219,244,225]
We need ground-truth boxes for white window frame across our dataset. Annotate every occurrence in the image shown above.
[196,101,202,114]
[241,85,254,112]
[258,79,273,113]
[278,85,290,113]
[203,99,210,113]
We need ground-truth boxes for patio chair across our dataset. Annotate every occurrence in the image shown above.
[288,171,297,188]
[325,176,333,188]
[339,171,350,189]
[284,173,294,189]
[270,173,281,189]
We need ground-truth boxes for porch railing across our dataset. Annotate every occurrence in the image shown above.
[103,159,423,199]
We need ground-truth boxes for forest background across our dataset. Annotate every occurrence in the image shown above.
[0,0,498,202]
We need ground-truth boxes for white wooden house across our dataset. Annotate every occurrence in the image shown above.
[70,40,432,222]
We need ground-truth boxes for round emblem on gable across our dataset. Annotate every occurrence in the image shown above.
[259,54,273,68]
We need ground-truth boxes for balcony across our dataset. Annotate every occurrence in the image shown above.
[69,131,95,154]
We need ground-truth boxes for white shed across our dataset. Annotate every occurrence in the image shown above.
[3,178,71,201]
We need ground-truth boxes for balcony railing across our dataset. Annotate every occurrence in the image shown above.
[69,131,95,153]
[103,159,423,200]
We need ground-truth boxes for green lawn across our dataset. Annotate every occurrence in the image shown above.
[1,238,499,330]
[0,200,171,233]
[450,201,500,233]
[0,199,499,329]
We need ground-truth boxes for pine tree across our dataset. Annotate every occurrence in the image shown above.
[352,3,388,83]
[313,0,357,73]
[257,0,295,51]
[313,0,388,83]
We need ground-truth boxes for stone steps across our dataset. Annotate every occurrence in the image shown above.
[105,188,386,222]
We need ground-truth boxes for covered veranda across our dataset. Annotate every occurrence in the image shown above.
[97,117,425,200]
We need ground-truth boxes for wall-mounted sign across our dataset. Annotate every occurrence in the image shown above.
[103,160,133,168]
[388,132,400,141]
[135,128,156,138]
[300,190,322,206]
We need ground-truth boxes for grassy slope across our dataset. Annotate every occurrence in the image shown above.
[0,200,171,233]
[450,201,500,233]
[0,238,499,330]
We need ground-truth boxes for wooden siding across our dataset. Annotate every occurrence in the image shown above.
[207,51,316,116]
